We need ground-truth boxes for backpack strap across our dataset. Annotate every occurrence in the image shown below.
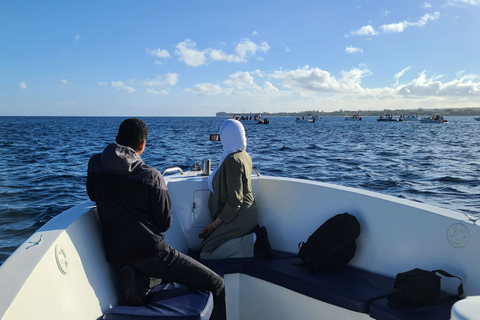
[433,269,464,297]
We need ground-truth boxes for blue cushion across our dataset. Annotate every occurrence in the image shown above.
[369,294,462,320]
[245,257,395,313]
[103,282,213,320]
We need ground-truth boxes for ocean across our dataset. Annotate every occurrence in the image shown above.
[1,116,480,265]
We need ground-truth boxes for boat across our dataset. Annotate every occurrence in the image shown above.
[377,114,402,122]
[0,162,479,320]
[296,114,320,123]
[474,117,480,121]
[233,114,269,125]
[345,115,362,121]
[420,115,448,123]
[400,114,418,121]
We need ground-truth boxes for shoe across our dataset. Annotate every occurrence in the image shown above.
[119,265,147,306]
[254,225,274,259]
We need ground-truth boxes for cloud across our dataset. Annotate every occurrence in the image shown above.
[146,88,169,95]
[74,34,80,44]
[351,12,440,36]
[146,48,171,58]
[380,12,440,33]
[396,71,480,96]
[175,39,208,66]
[270,66,371,93]
[381,10,391,17]
[447,0,480,6]
[111,81,135,93]
[345,45,363,54]
[224,71,261,90]
[350,25,378,36]
[175,38,270,66]
[423,2,432,8]
[394,66,412,86]
[18,82,27,89]
[144,73,178,87]
[185,83,230,96]
[98,82,109,86]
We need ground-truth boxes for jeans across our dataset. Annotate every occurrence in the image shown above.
[130,245,226,320]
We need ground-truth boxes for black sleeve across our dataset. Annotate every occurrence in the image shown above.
[149,182,172,232]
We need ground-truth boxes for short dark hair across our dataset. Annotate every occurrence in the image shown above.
[117,118,148,151]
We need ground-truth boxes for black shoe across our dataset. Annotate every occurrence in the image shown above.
[254,225,274,259]
[119,265,147,306]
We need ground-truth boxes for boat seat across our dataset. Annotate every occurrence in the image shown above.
[189,250,296,276]
[103,282,213,320]
[244,257,395,313]
[369,293,463,320]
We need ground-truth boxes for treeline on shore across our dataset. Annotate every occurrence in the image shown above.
[216,107,480,117]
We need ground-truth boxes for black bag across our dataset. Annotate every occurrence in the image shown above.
[388,268,464,309]
[297,212,361,274]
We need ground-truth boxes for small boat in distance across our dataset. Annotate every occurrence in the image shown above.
[296,114,320,123]
[420,115,448,123]
[400,114,419,121]
[345,115,362,121]
[474,117,480,121]
[377,114,402,122]
[233,113,270,124]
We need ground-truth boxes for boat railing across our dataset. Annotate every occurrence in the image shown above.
[163,167,184,175]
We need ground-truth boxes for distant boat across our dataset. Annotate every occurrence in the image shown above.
[400,114,418,121]
[474,117,480,121]
[345,115,362,121]
[377,114,402,122]
[233,113,269,124]
[296,114,320,123]
[420,115,447,123]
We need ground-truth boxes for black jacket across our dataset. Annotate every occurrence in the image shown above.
[87,143,172,263]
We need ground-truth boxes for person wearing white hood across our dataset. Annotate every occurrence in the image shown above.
[193,119,273,260]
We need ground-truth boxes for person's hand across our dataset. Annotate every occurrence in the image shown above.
[198,223,215,239]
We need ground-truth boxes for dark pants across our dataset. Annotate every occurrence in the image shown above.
[129,246,226,320]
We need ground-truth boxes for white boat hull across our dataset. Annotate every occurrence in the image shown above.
[1,172,479,319]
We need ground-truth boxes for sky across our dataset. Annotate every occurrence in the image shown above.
[1,0,480,116]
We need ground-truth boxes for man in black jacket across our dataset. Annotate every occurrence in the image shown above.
[87,118,225,319]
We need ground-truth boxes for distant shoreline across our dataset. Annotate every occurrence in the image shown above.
[216,107,480,117]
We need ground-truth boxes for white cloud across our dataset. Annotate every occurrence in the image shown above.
[447,0,480,6]
[396,71,480,96]
[175,39,208,66]
[74,34,80,44]
[146,48,171,58]
[270,66,371,93]
[146,88,169,95]
[394,66,412,86]
[61,79,69,84]
[111,81,135,93]
[224,71,261,90]
[380,12,440,33]
[345,45,363,54]
[423,2,432,8]
[144,73,178,87]
[175,38,270,66]
[350,25,378,36]
[381,10,391,17]
[235,39,270,60]
[98,82,109,86]
[186,83,229,96]
[19,82,27,89]
[264,81,279,93]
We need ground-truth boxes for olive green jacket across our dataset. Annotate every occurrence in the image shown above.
[193,150,258,253]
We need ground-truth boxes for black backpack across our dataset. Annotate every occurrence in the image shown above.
[297,212,361,273]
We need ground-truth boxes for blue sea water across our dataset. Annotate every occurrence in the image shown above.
[1,116,480,265]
